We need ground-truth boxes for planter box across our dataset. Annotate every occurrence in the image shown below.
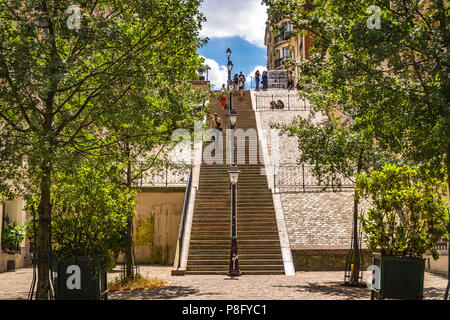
[53,256,108,300]
[370,253,425,300]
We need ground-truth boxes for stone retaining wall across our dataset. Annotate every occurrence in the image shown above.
[257,95,373,270]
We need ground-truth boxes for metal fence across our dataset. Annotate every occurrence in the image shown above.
[255,93,310,111]
[140,164,190,187]
[273,164,355,193]
[434,242,449,252]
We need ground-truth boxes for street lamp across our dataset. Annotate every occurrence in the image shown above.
[226,49,233,110]
[229,108,238,128]
[228,163,241,278]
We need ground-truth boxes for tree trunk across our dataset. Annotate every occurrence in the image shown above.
[351,149,364,284]
[37,157,52,299]
[125,152,135,278]
[446,143,450,208]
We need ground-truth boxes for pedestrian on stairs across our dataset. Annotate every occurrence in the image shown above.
[262,71,268,90]
[255,70,261,91]
[233,74,239,92]
[218,84,227,110]
[209,113,223,142]
[238,72,245,99]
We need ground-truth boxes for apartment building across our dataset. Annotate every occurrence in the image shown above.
[264,21,311,80]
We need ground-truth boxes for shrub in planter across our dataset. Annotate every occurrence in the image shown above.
[1,222,25,254]
[356,164,449,299]
[26,157,135,299]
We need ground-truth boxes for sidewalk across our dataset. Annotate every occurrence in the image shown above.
[0,266,447,300]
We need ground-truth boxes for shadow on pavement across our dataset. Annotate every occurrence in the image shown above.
[109,285,221,300]
[272,282,371,300]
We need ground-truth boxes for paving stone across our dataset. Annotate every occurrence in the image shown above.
[1,266,447,300]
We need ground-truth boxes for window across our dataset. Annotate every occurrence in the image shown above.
[283,47,291,58]
[285,23,293,33]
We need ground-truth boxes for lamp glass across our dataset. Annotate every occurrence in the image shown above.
[228,166,240,184]
[227,61,233,71]
[226,48,232,57]
[229,115,237,126]
[229,171,239,184]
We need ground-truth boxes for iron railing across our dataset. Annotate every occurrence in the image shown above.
[140,163,190,187]
[273,163,355,193]
[176,164,193,270]
[434,242,449,252]
[274,57,288,69]
[255,93,310,111]
[274,32,293,45]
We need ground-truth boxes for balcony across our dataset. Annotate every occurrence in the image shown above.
[274,57,290,68]
[274,32,293,45]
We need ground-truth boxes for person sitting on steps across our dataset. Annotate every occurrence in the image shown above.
[270,101,277,110]
[277,100,285,109]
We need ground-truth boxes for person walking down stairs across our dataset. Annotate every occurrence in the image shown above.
[218,84,227,110]
[238,72,245,100]
[209,113,223,141]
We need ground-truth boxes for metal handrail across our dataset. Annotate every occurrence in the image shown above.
[273,163,355,193]
[254,93,309,111]
[176,163,193,269]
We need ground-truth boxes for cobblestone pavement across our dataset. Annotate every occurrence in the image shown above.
[0,266,447,300]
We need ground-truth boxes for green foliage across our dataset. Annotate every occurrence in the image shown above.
[355,164,450,259]
[26,155,135,271]
[264,0,449,180]
[1,222,25,253]
[272,117,396,189]
[0,0,207,291]
[210,89,231,99]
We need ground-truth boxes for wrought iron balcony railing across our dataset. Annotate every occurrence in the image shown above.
[274,32,293,44]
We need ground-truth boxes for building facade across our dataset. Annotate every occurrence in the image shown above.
[265,21,312,81]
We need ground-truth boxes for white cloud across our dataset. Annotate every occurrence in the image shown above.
[200,0,268,48]
[202,56,228,90]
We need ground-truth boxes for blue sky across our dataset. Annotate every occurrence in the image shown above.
[198,0,268,89]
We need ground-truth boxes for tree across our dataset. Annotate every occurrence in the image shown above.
[356,164,449,259]
[0,0,205,299]
[265,0,449,282]
[101,84,206,279]
[26,155,135,273]
[272,116,395,283]
[264,0,449,192]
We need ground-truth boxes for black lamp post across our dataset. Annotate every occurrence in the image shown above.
[226,48,233,110]
[228,163,241,278]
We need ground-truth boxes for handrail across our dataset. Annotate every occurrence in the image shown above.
[273,163,355,193]
[176,163,193,269]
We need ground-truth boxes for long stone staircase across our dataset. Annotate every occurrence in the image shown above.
[186,91,285,275]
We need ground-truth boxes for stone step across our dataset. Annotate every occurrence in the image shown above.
[184,270,285,275]
[190,235,280,241]
[187,259,283,266]
[188,253,282,260]
[187,264,284,271]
